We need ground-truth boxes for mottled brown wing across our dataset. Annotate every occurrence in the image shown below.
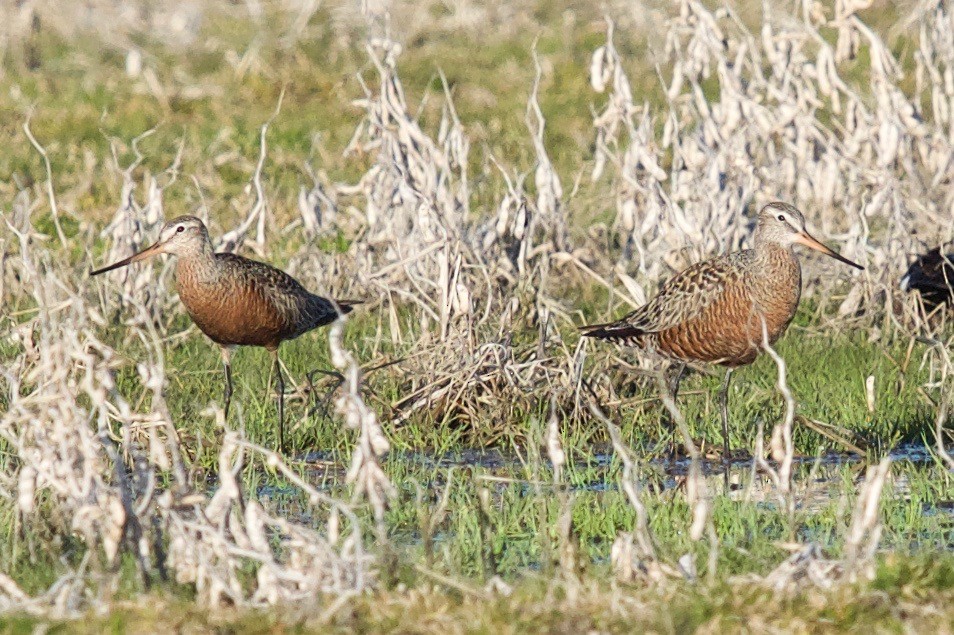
[654,270,762,364]
[215,253,349,339]
[215,252,309,296]
[581,254,744,341]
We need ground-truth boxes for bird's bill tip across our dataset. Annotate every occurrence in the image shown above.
[796,232,864,270]
[89,242,163,276]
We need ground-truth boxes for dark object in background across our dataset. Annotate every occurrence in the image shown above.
[901,247,954,309]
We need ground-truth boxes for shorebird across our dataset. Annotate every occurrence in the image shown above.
[581,202,864,460]
[91,215,355,451]
[901,246,953,310]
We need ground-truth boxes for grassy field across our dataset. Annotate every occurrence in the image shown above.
[0,0,952,632]
[2,560,952,633]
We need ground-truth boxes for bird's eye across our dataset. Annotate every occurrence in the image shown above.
[777,214,785,222]
[176,226,185,233]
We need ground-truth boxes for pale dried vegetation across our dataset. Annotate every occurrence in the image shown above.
[0,0,951,622]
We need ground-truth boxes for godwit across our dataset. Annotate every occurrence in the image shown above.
[581,202,863,460]
[901,246,953,310]
[91,215,355,451]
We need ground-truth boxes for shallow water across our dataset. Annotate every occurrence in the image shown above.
[301,441,936,476]
[286,443,950,511]
[248,442,952,560]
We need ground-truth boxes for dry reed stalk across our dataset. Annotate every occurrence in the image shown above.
[651,364,717,581]
[842,458,893,581]
[922,337,954,470]
[756,457,893,592]
[218,91,284,257]
[758,317,797,521]
[0,159,382,615]
[330,318,396,533]
[587,400,676,584]
[96,129,171,323]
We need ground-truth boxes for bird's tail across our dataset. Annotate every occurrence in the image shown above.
[333,299,362,316]
[578,321,646,342]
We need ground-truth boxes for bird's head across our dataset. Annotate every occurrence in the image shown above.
[756,202,863,270]
[91,216,211,276]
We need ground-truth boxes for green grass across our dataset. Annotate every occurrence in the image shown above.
[79,297,941,468]
[0,2,641,234]
[0,554,951,632]
[12,315,950,576]
[101,314,938,461]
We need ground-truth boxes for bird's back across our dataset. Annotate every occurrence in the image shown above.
[175,252,353,350]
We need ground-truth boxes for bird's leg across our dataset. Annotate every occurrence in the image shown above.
[270,349,286,454]
[305,368,346,422]
[719,367,735,465]
[306,368,347,408]
[664,362,687,461]
[221,346,234,420]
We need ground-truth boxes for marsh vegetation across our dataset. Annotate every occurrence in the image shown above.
[0,0,952,631]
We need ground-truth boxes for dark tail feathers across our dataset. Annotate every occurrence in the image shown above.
[333,299,362,316]
[578,321,645,341]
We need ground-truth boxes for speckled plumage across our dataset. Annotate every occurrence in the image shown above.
[581,245,800,366]
[581,202,863,460]
[580,202,859,366]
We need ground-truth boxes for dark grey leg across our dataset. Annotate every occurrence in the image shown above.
[270,349,285,453]
[719,367,735,463]
[221,347,234,420]
[665,362,687,460]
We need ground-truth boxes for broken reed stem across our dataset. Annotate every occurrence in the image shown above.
[589,401,652,556]
[925,339,954,470]
[652,365,699,461]
[753,421,788,514]
[546,399,566,486]
[234,439,362,527]
[936,390,954,471]
[544,399,579,585]
[329,317,396,539]
[414,468,454,569]
[218,88,284,254]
